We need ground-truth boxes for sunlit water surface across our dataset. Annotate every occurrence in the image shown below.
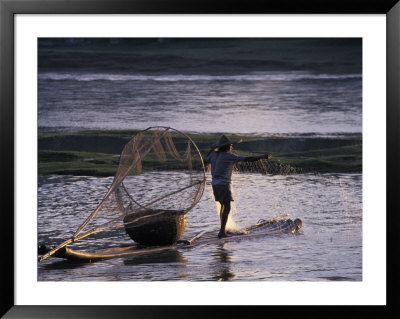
[38,172,362,281]
[38,72,361,136]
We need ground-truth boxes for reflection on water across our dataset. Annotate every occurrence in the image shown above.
[42,259,95,271]
[212,245,235,281]
[38,172,362,281]
[123,250,187,266]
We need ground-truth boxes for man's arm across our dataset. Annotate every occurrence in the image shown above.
[244,153,272,162]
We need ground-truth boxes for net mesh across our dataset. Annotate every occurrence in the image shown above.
[40,127,206,261]
[234,158,302,175]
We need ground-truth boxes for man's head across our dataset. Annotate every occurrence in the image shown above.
[212,135,242,151]
[219,144,233,152]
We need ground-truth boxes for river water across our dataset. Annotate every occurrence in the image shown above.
[38,171,362,281]
[38,71,361,137]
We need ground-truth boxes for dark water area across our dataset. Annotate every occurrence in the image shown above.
[38,38,362,75]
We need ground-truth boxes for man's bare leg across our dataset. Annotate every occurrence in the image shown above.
[218,201,231,238]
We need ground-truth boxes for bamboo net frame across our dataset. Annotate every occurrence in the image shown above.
[40,127,206,261]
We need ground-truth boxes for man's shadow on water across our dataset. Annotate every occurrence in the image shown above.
[211,244,235,281]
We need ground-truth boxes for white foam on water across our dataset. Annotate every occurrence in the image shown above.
[38,71,362,82]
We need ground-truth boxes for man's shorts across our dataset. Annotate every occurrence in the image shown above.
[212,184,234,203]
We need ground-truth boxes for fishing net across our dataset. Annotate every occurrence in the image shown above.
[40,126,206,261]
[234,159,302,175]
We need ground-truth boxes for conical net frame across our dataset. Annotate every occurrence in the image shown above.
[40,127,206,261]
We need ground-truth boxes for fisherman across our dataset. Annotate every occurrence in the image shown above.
[203,135,272,238]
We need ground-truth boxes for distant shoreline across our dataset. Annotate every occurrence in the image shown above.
[38,130,362,176]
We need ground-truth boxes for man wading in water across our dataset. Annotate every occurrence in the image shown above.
[204,135,272,238]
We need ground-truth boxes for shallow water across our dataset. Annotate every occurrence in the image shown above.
[37,171,362,281]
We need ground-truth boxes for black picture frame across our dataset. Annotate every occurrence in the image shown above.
[1,0,399,318]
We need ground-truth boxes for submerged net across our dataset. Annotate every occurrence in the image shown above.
[40,126,206,261]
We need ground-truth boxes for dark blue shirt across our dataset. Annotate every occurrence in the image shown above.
[204,151,246,185]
